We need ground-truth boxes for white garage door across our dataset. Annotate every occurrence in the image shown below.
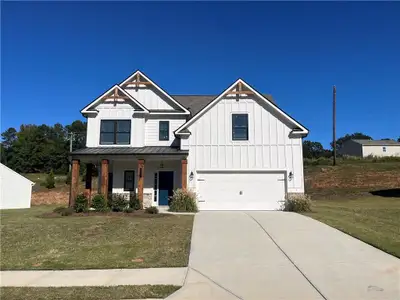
[197,171,286,210]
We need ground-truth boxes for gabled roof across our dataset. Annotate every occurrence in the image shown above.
[352,139,400,146]
[120,70,190,115]
[172,94,275,117]
[174,79,308,136]
[81,85,149,114]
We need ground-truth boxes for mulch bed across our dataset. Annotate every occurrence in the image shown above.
[39,210,170,219]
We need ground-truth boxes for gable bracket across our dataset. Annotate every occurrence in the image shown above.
[225,81,254,95]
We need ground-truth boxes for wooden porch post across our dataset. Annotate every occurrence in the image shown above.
[137,159,145,208]
[101,159,109,199]
[69,159,80,207]
[182,159,188,190]
[85,163,93,205]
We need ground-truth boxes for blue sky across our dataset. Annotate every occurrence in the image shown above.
[1,2,399,147]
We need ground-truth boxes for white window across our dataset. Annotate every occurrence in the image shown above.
[383,146,387,152]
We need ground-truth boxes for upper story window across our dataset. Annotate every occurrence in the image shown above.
[232,114,248,141]
[100,120,131,145]
[383,146,387,152]
[159,121,169,141]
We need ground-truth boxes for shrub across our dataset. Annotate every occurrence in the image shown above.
[91,194,109,212]
[44,170,56,189]
[129,192,141,210]
[145,206,159,214]
[124,207,134,213]
[53,206,67,213]
[109,193,128,212]
[281,193,312,212]
[60,207,74,216]
[169,189,198,212]
[74,193,89,213]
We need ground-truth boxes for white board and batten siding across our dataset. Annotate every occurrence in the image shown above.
[182,95,305,210]
[0,163,34,209]
[86,103,145,147]
[124,85,177,111]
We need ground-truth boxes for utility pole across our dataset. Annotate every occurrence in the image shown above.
[333,85,337,166]
[69,132,74,171]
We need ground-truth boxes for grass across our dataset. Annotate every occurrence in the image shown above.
[0,285,180,300]
[0,205,194,270]
[303,196,400,258]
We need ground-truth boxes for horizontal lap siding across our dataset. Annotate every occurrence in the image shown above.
[145,117,186,146]
[186,96,304,193]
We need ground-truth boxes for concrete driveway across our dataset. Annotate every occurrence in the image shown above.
[168,211,400,300]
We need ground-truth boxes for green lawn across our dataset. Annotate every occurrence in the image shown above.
[0,285,180,300]
[303,196,400,257]
[0,206,193,270]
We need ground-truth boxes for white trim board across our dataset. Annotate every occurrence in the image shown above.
[175,79,309,136]
[81,85,150,114]
[120,70,190,115]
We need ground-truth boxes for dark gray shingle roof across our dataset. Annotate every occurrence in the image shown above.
[71,146,188,156]
[171,94,274,116]
[352,139,400,146]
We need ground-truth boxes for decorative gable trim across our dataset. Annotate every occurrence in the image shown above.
[120,70,190,115]
[81,85,149,115]
[175,79,309,136]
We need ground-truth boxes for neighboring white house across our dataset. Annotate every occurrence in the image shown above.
[339,139,400,158]
[71,70,309,210]
[0,163,34,209]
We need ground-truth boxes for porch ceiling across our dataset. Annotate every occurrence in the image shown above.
[71,146,188,156]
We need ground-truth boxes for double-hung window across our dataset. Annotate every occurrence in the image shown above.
[100,120,131,145]
[232,114,248,141]
[159,121,169,141]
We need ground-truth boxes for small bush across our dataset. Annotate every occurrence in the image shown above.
[91,194,109,212]
[44,170,56,189]
[124,207,134,213]
[60,207,74,216]
[53,206,67,213]
[74,193,89,213]
[169,189,198,212]
[109,193,128,212]
[145,206,159,214]
[281,193,312,212]
[129,192,141,210]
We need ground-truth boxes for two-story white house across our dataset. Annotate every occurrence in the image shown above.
[70,70,309,210]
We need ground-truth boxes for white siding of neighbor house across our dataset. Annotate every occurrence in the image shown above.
[184,95,305,193]
[86,103,145,147]
[0,163,34,209]
[110,160,182,206]
[362,145,400,157]
[145,116,186,146]
[124,85,178,110]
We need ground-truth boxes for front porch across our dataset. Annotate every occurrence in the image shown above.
[69,147,188,208]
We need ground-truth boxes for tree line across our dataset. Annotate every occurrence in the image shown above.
[303,132,400,159]
[1,121,86,174]
[1,122,399,174]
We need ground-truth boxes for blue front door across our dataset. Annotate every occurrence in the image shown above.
[159,171,174,206]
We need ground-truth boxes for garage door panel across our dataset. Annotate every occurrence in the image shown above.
[197,171,286,211]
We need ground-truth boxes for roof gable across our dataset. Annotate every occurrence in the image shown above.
[120,70,190,114]
[175,79,308,136]
[81,85,149,115]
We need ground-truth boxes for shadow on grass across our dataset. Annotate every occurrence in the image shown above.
[370,188,400,198]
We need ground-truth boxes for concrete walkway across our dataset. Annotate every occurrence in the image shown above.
[167,211,400,300]
[0,268,187,287]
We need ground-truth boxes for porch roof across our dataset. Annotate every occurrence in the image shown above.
[71,146,188,156]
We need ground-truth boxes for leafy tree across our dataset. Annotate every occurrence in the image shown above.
[65,120,87,151]
[303,140,325,159]
[1,127,17,165]
[331,132,372,151]
[397,137,400,142]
